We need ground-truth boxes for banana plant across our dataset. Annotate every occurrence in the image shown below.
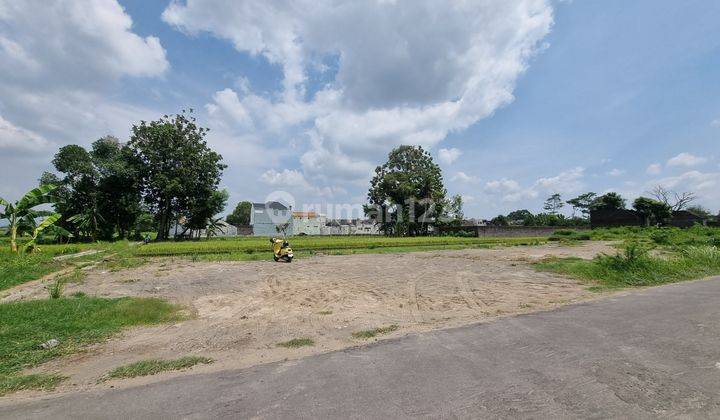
[24,213,62,253]
[0,184,58,253]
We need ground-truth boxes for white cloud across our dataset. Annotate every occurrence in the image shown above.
[438,148,462,165]
[0,0,169,197]
[451,171,479,183]
[646,163,662,175]
[0,115,51,152]
[165,0,554,191]
[667,152,708,167]
[533,166,585,193]
[607,168,625,177]
[711,118,720,128]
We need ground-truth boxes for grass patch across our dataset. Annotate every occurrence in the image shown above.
[277,338,315,348]
[106,356,213,380]
[352,324,399,339]
[318,310,333,315]
[0,373,66,396]
[536,243,720,289]
[0,296,183,395]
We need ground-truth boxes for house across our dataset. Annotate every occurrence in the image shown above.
[250,202,293,236]
[292,211,327,235]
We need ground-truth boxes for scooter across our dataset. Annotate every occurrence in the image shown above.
[270,237,294,262]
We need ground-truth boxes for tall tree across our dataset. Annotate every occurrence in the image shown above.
[543,193,564,215]
[128,111,226,240]
[366,145,446,236]
[226,201,252,226]
[633,197,672,226]
[650,186,696,211]
[566,192,596,217]
[591,192,626,211]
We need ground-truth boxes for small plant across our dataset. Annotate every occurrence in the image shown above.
[277,338,315,348]
[318,310,333,315]
[47,279,64,299]
[352,324,399,339]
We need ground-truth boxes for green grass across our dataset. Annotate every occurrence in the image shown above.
[0,296,184,395]
[277,338,315,348]
[135,235,548,257]
[536,243,720,290]
[352,324,399,339]
[106,356,213,380]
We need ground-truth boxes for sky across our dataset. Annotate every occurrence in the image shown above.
[1,0,719,219]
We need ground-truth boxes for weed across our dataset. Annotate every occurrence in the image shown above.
[277,338,315,348]
[352,324,399,339]
[47,279,63,299]
[318,310,333,315]
[106,356,213,380]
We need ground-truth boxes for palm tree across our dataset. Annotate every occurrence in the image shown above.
[0,184,59,253]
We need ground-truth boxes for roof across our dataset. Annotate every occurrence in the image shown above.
[292,211,317,218]
[252,201,290,210]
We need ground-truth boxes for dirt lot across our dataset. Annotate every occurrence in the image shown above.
[3,242,615,394]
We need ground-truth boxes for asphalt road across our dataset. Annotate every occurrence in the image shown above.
[3,277,720,419]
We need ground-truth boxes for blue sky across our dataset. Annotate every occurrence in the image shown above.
[1,0,718,219]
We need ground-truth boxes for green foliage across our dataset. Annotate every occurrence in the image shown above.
[106,356,213,380]
[536,242,720,289]
[632,197,672,226]
[128,111,226,240]
[0,296,183,395]
[0,374,66,396]
[549,229,591,241]
[351,325,399,339]
[0,184,58,253]
[277,338,315,348]
[566,192,597,217]
[543,193,564,214]
[590,192,626,211]
[226,201,252,226]
[366,145,446,236]
[48,137,142,241]
[47,278,64,299]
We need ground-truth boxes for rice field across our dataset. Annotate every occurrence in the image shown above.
[134,235,547,257]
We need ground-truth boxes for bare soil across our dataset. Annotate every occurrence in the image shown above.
[2,242,615,396]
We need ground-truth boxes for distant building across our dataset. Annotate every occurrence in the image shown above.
[292,211,327,235]
[198,220,238,238]
[250,202,293,236]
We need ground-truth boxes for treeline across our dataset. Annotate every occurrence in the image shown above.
[40,111,227,241]
[492,189,714,227]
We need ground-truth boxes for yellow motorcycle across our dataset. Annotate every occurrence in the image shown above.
[270,237,293,262]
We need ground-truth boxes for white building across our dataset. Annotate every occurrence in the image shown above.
[292,212,327,235]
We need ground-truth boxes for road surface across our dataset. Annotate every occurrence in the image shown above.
[2,277,720,419]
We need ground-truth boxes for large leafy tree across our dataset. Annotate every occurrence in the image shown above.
[633,197,672,226]
[366,145,446,236]
[0,185,59,252]
[591,192,626,211]
[128,111,226,240]
[226,201,252,226]
[47,136,141,240]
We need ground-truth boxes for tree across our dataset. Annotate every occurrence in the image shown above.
[650,186,696,211]
[506,209,534,226]
[128,111,226,240]
[566,192,596,217]
[543,193,564,215]
[366,145,446,236]
[182,189,229,235]
[438,194,464,226]
[633,197,672,226]
[591,192,626,211]
[226,201,252,226]
[0,185,59,253]
[490,215,509,226]
[686,205,712,218]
